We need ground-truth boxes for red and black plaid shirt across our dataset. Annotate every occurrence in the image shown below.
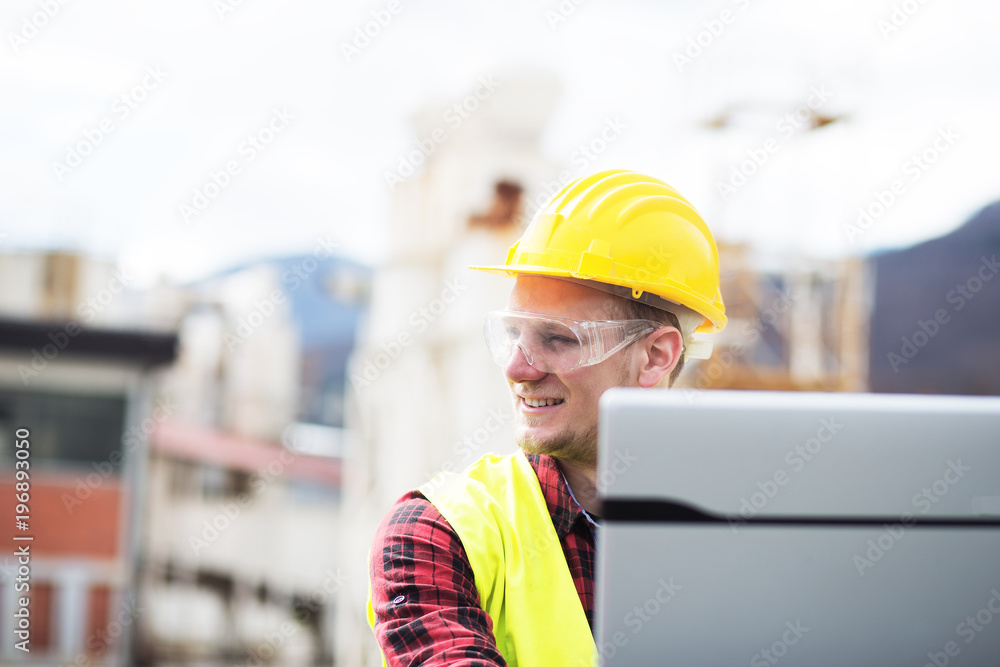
[368,452,597,666]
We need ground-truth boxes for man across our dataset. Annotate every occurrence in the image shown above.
[367,169,727,666]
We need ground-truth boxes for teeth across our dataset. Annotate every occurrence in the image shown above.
[524,397,563,408]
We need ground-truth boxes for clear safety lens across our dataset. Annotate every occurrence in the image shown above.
[484,313,584,373]
[483,311,660,373]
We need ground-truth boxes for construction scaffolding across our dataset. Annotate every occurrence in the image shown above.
[678,242,872,393]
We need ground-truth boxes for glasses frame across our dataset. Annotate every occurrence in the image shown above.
[483,310,668,373]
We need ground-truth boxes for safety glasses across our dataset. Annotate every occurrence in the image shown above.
[483,311,663,373]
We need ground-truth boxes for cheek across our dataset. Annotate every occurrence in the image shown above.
[563,378,605,411]
[566,367,618,396]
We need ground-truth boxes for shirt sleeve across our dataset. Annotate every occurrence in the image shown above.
[369,491,508,667]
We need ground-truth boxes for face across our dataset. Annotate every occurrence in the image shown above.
[503,275,637,467]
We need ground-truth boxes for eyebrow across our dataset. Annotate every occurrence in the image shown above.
[534,323,565,334]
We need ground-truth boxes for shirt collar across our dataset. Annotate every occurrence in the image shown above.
[524,452,593,539]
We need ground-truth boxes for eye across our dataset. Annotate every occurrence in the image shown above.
[543,335,578,349]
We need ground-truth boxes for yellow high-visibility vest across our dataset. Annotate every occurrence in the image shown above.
[367,450,598,667]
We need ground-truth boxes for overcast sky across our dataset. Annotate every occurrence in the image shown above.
[3,0,999,286]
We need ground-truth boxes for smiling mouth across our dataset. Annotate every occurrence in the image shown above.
[522,397,565,408]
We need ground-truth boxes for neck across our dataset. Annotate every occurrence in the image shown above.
[555,458,601,517]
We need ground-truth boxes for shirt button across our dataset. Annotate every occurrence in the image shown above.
[391,595,406,605]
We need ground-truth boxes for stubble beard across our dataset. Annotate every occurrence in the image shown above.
[516,418,599,468]
[514,352,635,468]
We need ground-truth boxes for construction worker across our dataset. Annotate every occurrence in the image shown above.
[367,169,727,666]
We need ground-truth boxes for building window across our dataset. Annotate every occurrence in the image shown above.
[202,465,251,499]
[86,585,113,659]
[0,389,126,469]
[29,581,55,653]
[169,460,251,500]
[168,459,201,498]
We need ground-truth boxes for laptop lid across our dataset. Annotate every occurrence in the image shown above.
[595,389,1000,666]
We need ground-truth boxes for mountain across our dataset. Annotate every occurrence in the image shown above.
[869,200,1000,395]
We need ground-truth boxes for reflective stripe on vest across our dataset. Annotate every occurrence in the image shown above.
[367,450,597,667]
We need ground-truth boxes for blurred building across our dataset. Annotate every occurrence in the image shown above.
[138,253,368,665]
[0,251,177,666]
[138,422,341,665]
[0,250,370,666]
[678,243,871,392]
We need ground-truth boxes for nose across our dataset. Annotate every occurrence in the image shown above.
[503,341,547,383]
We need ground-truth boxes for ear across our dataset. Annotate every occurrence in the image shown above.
[636,326,683,388]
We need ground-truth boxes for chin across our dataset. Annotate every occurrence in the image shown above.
[516,426,598,467]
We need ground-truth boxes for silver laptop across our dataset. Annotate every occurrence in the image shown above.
[595,389,1000,666]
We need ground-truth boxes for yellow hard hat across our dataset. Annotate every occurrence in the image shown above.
[469,169,727,334]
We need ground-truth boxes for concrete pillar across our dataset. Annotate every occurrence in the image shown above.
[55,565,89,660]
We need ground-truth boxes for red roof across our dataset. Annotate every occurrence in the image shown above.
[151,422,341,487]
